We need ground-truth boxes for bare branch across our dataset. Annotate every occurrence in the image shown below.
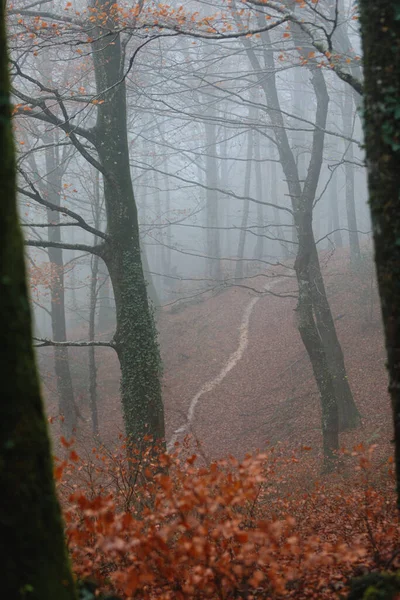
[25,239,104,256]
[34,337,115,348]
[17,182,108,240]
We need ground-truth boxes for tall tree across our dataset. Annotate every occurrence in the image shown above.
[89,0,165,446]
[0,2,76,597]
[15,1,166,448]
[359,0,400,506]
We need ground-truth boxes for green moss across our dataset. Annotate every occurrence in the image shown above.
[348,572,400,600]
[0,4,76,599]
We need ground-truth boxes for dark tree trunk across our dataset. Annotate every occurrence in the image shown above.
[97,265,115,334]
[295,212,339,468]
[310,247,361,430]
[359,0,400,506]
[0,6,76,596]
[293,69,340,462]
[240,27,354,458]
[91,1,165,447]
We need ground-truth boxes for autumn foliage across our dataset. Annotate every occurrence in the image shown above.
[53,439,399,599]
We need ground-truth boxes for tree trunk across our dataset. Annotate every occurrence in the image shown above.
[88,170,102,437]
[91,1,165,447]
[310,246,361,430]
[359,0,400,506]
[0,6,76,596]
[88,252,100,437]
[342,89,362,266]
[235,125,253,280]
[253,131,265,261]
[330,170,343,248]
[294,211,339,468]
[44,138,76,438]
[240,28,354,456]
[97,265,115,334]
[204,110,222,281]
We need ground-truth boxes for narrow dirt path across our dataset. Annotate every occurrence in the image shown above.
[167,278,283,452]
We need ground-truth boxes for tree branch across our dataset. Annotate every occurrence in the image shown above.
[17,183,108,240]
[34,337,115,348]
[25,239,104,256]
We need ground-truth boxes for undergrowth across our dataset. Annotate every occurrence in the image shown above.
[55,438,399,599]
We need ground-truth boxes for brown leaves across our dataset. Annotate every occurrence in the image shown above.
[54,439,399,600]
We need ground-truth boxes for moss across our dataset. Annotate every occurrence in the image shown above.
[348,572,400,600]
[0,4,76,599]
[359,0,400,507]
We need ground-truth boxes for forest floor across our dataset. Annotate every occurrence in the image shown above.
[43,247,391,466]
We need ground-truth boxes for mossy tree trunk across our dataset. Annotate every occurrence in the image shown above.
[0,3,76,598]
[90,0,165,446]
[359,0,400,506]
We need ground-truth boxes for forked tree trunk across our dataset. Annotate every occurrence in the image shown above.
[310,247,361,430]
[240,26,357,457]
[0,5,76,596]
[295,212,339,467]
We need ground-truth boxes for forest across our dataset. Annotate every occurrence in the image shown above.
[1,0,400,598]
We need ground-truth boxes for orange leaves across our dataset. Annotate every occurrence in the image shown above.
[69,450,79,462]
[54,440,398,599]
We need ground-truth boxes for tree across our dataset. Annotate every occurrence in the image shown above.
[13,0,165,449]
[0,2,76,597]
[358,0,400,506]
[235,21,359,461]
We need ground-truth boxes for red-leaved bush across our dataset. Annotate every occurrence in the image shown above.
[55,439,400,599]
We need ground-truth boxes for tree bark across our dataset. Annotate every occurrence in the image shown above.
[359,0,400,506]
[295,212,339,468]
[0,5,76,596]
[91,1,165,447]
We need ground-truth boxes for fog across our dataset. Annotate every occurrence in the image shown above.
[11,0,379,462]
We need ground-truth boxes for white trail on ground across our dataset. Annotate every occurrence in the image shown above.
[167,278,283,452]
